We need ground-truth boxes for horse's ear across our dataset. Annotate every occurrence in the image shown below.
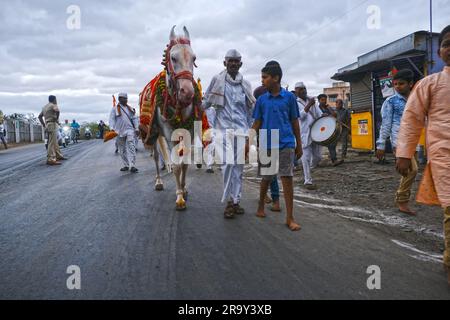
[170,25,176,41]
[183,26,190,41]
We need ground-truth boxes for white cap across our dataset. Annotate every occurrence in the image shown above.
[225,49,242,60]
[118,93,128,99]
[295,82,306,89]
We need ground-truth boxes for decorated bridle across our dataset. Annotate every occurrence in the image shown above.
[162,37,197,109]
[165,39,195,81]
[141,26,203,148]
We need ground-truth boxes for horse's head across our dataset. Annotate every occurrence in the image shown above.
[165,26,196,107]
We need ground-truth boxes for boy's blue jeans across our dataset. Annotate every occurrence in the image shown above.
[270,177,280,202]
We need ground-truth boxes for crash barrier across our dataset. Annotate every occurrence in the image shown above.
[3,119,45,144]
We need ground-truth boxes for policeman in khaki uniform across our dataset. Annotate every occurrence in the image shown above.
[38,95,67,165]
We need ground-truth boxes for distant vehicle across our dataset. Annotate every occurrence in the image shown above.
[84,127,92,140]
[62,125,71,146]
[71,128,80,144]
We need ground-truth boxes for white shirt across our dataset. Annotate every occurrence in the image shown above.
[109,104,139,137]
[297,97,323,148]
[213,80,253,136]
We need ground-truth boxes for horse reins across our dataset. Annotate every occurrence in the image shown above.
[164,38,196,110]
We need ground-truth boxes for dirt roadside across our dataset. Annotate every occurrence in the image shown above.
[243,147,445,262]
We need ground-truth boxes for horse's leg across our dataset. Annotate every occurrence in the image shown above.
[158,135,172,173]
[155,110,174,174]
[181,163,189,200]
[155,104,185,209]
[173,164,186,211]
[154,143,164,191]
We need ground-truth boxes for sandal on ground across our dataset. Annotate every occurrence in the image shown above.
[224,202,235,219]
[233,204,245,215]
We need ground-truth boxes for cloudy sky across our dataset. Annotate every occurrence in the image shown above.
[1,0,449,124]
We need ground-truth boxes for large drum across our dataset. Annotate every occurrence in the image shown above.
[311,116,342,146]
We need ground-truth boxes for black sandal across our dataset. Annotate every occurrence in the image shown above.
[233,204,245,215]
[224,202,235,219]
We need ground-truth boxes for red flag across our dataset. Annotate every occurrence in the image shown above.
[389,67,398,77]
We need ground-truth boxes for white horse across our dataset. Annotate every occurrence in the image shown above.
[140,26,201,211]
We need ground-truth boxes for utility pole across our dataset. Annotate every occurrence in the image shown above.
[428,0,434,74]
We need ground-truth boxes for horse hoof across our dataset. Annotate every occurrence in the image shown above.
[155,184,164,191]
[176,202,187,211]
[176,198,186,211]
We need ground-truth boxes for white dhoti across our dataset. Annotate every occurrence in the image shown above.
[117,133,137,167]
[206,135,215,170]
[222,163,244,204]
[218,132,246,204]
[311,143,322,168]
[301,145,314,185]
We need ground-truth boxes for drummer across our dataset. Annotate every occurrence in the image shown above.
[317,94,337,117]
[328,99,350,166]
[295,82,322,190]
[317,94,342,165]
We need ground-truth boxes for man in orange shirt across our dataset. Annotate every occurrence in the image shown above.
[396,25,450,286]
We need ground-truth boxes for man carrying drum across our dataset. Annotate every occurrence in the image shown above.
[327,99,350,166]
[317,94,346,166]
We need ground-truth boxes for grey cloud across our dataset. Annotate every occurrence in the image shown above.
[1,0,449,122]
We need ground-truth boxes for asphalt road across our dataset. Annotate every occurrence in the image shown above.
[0,141,449,299]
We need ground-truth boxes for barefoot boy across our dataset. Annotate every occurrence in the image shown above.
[248,61,303,231]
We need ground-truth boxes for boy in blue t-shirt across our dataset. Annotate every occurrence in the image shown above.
[248,61,303,232]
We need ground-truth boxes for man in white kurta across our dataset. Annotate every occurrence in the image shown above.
[295,82,322,189]
[202,49,255,218]
[109,92,140,173]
